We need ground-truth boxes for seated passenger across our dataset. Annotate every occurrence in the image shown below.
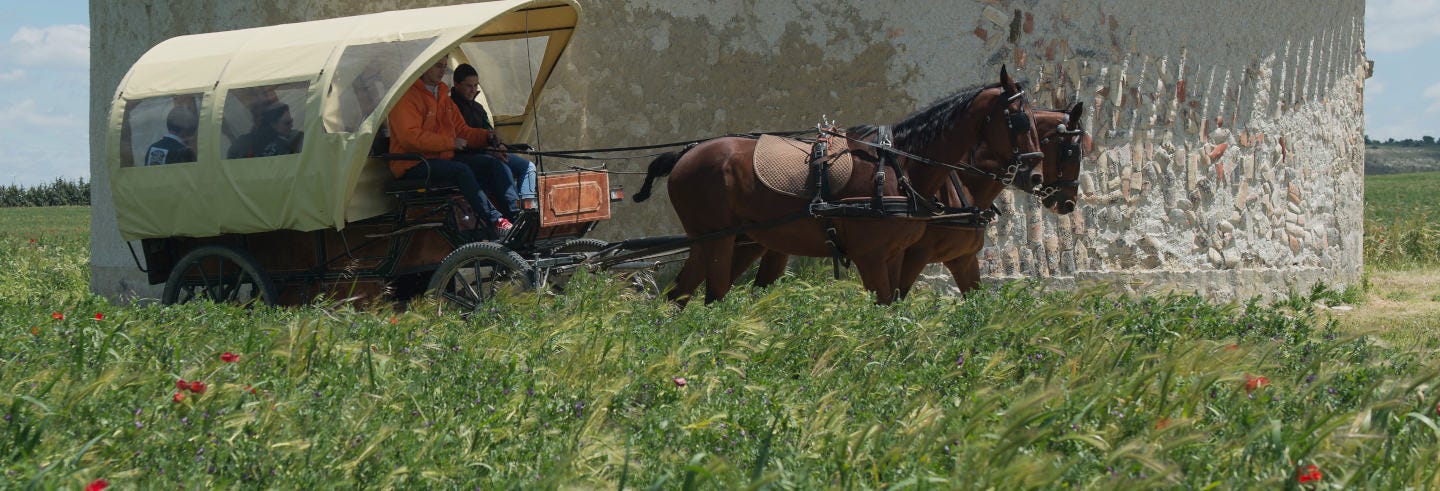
[388,56,514,235]
[451,63,537,209]
[228,102,303,159]
[145,106,198,166]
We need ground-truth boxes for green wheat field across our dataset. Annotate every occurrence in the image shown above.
[3,170,1440,488]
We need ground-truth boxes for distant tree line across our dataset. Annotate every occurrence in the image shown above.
[0,178,91,207]
[1365,135,1438,147]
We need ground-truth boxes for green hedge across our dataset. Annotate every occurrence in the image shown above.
[0,178,90,207]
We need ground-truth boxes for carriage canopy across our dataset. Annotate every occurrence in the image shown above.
[106,1,579,241]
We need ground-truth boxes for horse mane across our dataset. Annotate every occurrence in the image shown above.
[889,81,1019,152]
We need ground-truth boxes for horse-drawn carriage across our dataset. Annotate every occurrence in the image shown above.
[108,0,681,309]
[109,0,1087,310]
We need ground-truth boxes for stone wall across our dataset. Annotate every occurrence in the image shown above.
[89,0,1366,301]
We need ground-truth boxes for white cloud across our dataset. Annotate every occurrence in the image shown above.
[1367,0,1440,53]
[1424,81,1440,114]
[1367,79,1387,96]
[0,99,84,129]
[5,24,89,67]
[0,69,24,83]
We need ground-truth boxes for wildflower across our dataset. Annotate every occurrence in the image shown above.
[389,317,399,325]
[1155,418,1171,430]
[176,379,188,391]
[28,238,36,245]
[1225,344,1239,350]
[1244,374,1270,393]
[173,392,186,403]
[85,478,109,491]
[51,312,63,320]
[29,326,38,336]
[220,352,240,363]
[673,377,688,387]
[189,381,207,394]
[1296,464,1322,483]
[244,385,257,395]
[93,313,104,321]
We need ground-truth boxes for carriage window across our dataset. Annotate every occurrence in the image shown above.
[120,94,204,168]
[222,82,309,159]
[323,37,436,133]
[457,36,548,117]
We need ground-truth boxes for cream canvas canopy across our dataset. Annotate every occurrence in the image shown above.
[107,0,579,241]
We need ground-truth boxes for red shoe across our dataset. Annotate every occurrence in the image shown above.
[495,217,514,232]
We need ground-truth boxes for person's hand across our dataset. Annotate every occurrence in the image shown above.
[488,132,502,148]
[454,138,468,150]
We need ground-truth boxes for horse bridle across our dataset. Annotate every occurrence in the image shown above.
[1034,121,1084,206]
[993,89,1046,189]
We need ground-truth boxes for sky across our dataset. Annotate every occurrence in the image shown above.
[0,1,1434,186]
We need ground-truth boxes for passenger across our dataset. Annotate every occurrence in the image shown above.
[228,102,303,159]
[145,105,199,166]
[388,56,513,235]
[451,63,537,207]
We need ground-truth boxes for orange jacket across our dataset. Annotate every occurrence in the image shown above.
[387,79,492,177]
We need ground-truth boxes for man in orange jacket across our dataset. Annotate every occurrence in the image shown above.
[388,57,514,235]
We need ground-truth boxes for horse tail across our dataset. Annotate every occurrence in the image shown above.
[632,143,697,203]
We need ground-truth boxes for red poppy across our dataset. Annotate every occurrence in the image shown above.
[85,478,109,491]
[189,381,207,394]
[673,377,687,387]
[172,392,185,403]
[29,326,39,336]
[176,379,188,390]
[1297,464,1322,483]
[1244,374,1269,393]
[389,317,399,325]
[28,238,36,244]
[244,385,257,394]
[220,352,240,363]
[1155,418,1171,430]
[93,312,104,321]
[51,311,64,320]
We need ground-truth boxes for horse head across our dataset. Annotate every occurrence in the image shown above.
[1035,102,1086,215]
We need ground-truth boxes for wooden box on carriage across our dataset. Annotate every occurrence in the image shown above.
[538,170,610,226]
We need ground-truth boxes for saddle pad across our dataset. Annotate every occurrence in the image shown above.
[753,134,854,198]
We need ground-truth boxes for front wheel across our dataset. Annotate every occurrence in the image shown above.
[427,242,534,313]
[161,245,278,306]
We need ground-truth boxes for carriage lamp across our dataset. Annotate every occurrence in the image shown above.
[521,197,538,210]
[610,185,625,203]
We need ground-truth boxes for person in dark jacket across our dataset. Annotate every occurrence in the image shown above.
[145,105,199,166]
[228,102,303,159]
[451,63,537,208]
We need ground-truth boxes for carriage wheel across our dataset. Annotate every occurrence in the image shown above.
[427,242,534,313]
[548,238,610,292]
[161,245,279,306]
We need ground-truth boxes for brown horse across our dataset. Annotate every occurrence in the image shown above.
[633,66,1044,305]
[740,103,1088,297]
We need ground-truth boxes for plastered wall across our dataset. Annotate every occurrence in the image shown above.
[90,0,1366,301]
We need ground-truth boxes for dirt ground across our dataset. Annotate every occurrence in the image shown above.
[1329,268,1440,350]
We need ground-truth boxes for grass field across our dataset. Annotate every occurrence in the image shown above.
[3,193,1440,488]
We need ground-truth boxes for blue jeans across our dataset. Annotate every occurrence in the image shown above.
[457,152,536,219]
[401,159,503,226]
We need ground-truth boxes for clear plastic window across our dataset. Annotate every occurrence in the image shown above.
[222,82,309,159]
[120,94,203,168]
[323,37,436,133]
[457,36,549,117]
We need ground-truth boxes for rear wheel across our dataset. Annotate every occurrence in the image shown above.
[427,242,534,313]
[161,245,278,306]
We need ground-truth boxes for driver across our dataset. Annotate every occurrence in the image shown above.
[388,56,513,235]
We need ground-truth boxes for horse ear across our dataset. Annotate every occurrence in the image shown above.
[999,64,1014,88]
[1068,102,1084,125]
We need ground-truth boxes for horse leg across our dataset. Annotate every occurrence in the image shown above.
[850,255,896,305]
[702,235,738,304]
[895,245,932,300]
[728,241,766,286]
[668,248,709,306]
[945,254,982,297]
[754,250,790,287]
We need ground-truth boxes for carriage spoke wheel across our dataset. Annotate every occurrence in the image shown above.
[549,238,609,293]
[427,242,534,313]
[161,245,278,306]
